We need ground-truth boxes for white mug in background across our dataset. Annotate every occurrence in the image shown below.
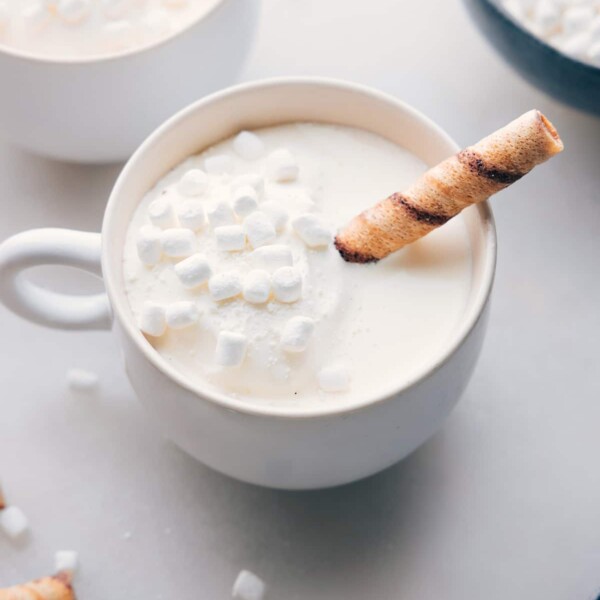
[0,0,260,164]
[0,79,496,490]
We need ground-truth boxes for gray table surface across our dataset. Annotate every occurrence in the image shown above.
[1,1,599,599]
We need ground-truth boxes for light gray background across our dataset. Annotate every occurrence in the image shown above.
[1,1,599,599]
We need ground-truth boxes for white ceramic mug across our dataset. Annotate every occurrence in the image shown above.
[0,0,260,164]
[0,78,497,490]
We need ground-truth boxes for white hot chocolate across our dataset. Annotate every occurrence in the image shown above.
[0,0,215,59]
[122,123,473,409]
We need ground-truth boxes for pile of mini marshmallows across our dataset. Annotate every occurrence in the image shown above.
[135,131,350,394]
[502,0,600,65]
[0,0,188,49]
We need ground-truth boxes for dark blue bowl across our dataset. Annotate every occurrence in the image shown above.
[463,0,600,116]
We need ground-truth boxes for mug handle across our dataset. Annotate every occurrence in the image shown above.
[0,228,112,331]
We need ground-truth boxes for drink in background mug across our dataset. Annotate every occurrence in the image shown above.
[0,79,496,490]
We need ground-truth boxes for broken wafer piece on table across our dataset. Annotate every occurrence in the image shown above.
[0,572,75,600]
[335,110,564,263]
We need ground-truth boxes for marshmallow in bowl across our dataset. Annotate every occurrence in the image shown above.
[176,200,206,231]
[292,214,332,248]
[174,254,212,288]
[177,169,208,197]
[242,270,271,304]
[233,131,265,161]
[232,185,259,218]
[160,228,197,258]
[244,212,277,248]
[136,225,162,265]
[215,331,247,367]
[232,173,265,197]
[502,0,600,65]
[260,201,289,232]
[251,245,293,272]
[272,266,302,303]
[208,201,236,228]
[148,197,176,229]
[209,271,242,301]
[165,301,199,329]
[138,302,167,337]
[281,316,315,353]
[215,225,246,252]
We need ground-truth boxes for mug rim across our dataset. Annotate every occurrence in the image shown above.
[0,0,227,65]
[102,76,497,420]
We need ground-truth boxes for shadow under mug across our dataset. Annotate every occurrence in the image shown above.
[0,78,497,490]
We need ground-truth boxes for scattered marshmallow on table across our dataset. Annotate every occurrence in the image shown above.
[272,266,302,303]
[138,302,167,337]
[232,173,265,197]
[252,245,293,272]
[215,225,246,252]
[244,212,277,248]
[232,185,259,218]
[215,331,248,367]
[55,550,79,576]
[232,570,266,600]
[177,200,205,230]
[208,201,236,228]
[260,201,289,232]
[266,148,299,182]
[243,270,271,304]
[174,253,212,288]
[160,228,197,258]
[177,169,208,197]
[233,131,265,161]
[67,368,99,391]
[281,316,315,353]
[0,506,29,539]
[136,225,162,265]
[148,197,176,229]
[292,213,332,248]
[165,301,199,329]
[205,154,233,174]
[318,363,350,392]
[209,271,242,301]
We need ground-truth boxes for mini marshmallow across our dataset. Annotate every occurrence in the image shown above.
[165,301,199,329]
[233,131,265,161]
[208,201,236,228]
[232,570,266,600]
[215,331,247,367]
[272,266,302,303]
[22,4,51,32]
[177,169,208,197]
[252,245,293,272]
[174,253,212,288]
[177,200,205,230]
[561,30,592,58]
[232,185,258,218]
[138,302,167,337]
[232,173,265,197]
[531,0,559,34]
[57,0,92,24]
[205,154,233,174]
[0,506,29,539]
[215,225,246,252]
[562,6,595,36]
[148,196,176,229]
[266,148,299,182]
[292,213,332,248]
[244,212,277,248]
[281,316,315,353]
[209,271,242,301]
[67,368,99,391]
[242,270,271,304]
[318,363,350,392]
[160,228,197,258]
[55,550,79,575]
[136,225,162,265]
[260,201,289,232]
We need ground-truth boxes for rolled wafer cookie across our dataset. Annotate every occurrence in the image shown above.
[0,572,74,600]
[335,110,563,263]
